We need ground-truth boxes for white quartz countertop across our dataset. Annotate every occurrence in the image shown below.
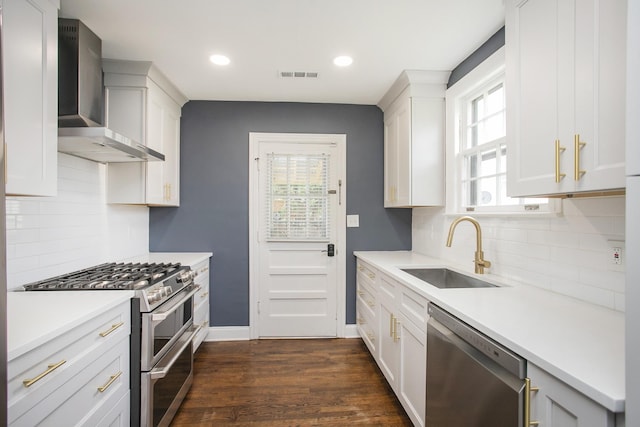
[7,291,134,361]
[354,251,625,413]
[122,252,212,267]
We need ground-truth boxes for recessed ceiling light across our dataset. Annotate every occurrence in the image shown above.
[210,54,230,66]
[333,55,353,67]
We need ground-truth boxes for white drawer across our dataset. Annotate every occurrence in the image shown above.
[192,259,209,286]
[95,390,130,427]
[356,309,377,354]
[356,282,377,320]
[400,286,429,332]
[10,335,130,426]
[8,301,130,410]
[357,260,378,288]
[193,298,209,352]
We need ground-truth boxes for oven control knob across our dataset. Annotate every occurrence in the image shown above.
[163,286,173,297]
[147,291,161,304]
[177,270,195,283]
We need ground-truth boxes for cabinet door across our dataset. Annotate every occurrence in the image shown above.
[384,114,399,207]
[507,0,626,197]
[529,364,615,427]
[573,0,626,192]
[506,0,570,197]
[3,0,58,196]
[384,96,411,207]
[378,299,399,388]
[146,84,181,206]
[398,313,426,427]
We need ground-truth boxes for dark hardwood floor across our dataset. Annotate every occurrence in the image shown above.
[171,338,413,426]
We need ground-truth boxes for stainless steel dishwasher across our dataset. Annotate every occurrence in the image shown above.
[426,303,532,426]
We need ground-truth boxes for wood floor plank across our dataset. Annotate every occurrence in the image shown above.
[171,338,413,426]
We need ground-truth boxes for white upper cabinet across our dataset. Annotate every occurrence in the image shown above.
[379,71,448,207]
[506,0,627,197]
[103,60,187,206]
[3,0,59,197]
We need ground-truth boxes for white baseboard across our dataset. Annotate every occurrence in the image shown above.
[205,324,360,341]
[344,324,360,338]
[205,326,251,341]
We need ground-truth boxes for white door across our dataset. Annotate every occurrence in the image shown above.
[249,133,346,338]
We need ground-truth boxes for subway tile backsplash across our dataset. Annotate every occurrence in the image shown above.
[5,153,149,290]
[413,197,625,311]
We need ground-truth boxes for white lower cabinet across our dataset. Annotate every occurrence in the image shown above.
[528,363,621,427]
[8,300,131,426]
[356,259,428,427]
[356,261,378,355]
[191,257,211,351]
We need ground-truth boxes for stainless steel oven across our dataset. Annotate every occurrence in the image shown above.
[23,262,201,427]
[426,303,528,427]
[141,284,199,371]
[141,322,199,427]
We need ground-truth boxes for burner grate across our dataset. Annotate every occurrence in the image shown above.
[23,262,181,291]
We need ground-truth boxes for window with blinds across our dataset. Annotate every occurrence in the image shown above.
[265,153,331,241]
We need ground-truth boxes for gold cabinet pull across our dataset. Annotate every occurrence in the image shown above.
[367,333,375,343]
[524,377,540,426]
[389,314,395,337]
[23,360,66,387]
[555,140,566,183]
[200,291,209,299]
[574,134,586,181]
[367,300,375,308]
[99,321,125,338]
[357,290,365,297]
[358,265,364,272]
[357,317,365,325]
[367,273,376,280]
[393,318,400,342]
[97,371,122,393]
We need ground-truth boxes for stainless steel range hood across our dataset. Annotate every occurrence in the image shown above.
[57,19,164,163]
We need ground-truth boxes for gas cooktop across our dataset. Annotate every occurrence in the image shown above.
[22,262,182,291]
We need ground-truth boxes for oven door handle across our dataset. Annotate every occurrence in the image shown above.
[151,285,201,322]
[149,324,201,380]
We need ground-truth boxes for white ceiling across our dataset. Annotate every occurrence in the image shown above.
[59,0,505,105]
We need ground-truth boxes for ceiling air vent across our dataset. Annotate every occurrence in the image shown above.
[279,71,319,79]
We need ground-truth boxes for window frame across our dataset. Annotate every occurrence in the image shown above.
[444,47,561,216]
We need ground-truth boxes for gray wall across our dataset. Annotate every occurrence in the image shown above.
[149,101,412,326]
[447,26,505,88]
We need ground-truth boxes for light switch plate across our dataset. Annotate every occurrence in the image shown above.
[347,214,360,228]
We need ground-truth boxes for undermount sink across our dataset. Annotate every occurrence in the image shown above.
[400,268,497,289]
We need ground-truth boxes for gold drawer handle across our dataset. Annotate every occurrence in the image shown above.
[200,292,209,299]
[574,134,586,181]
[524,377,540,426]
[97,371,122,393]
[358,265,364,271]
[367,301,375,308]
[23,360,66,387]
[367,273,375,279]
[99,321,125,337]
[367,333,375,342]
[357,290,365,297]
[555,139,566,183]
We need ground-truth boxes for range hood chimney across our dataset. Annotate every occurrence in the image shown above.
[57,19,164,163]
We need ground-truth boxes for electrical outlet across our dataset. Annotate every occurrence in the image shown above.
[612,247,623,265]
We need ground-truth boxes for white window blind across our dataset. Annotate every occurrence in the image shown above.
[265,153,331,241]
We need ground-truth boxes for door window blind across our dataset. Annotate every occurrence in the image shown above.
[265,153,330,241]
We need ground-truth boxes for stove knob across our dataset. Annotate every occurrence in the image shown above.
[177,270,195,283]
[163,286,173,297]
[147,291,160,304]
